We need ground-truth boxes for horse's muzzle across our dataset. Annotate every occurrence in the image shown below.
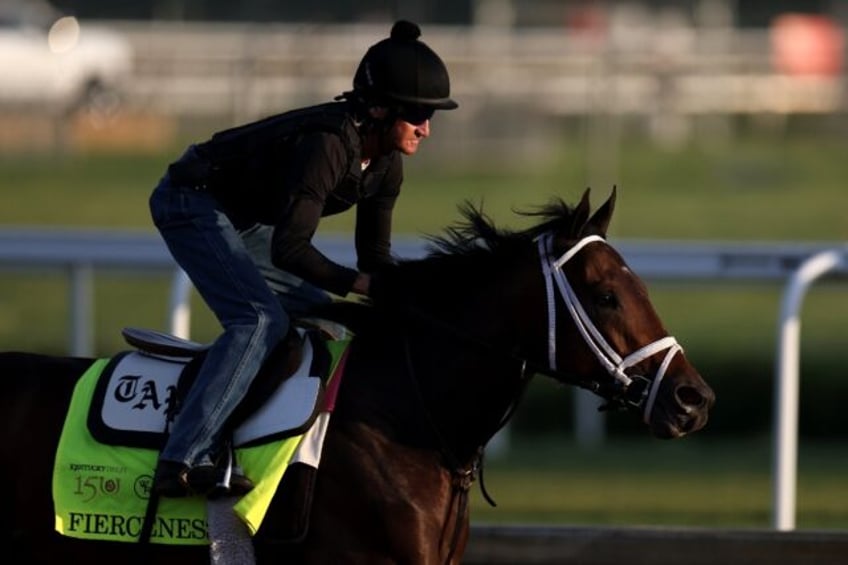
[650,376,715,439]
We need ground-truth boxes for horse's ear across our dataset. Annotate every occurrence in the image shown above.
[570,188,592,236]
[587,186,616,237]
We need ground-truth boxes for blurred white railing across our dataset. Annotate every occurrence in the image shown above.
[772,248,848,531]
[1,227,839,354]
[4,21,841,157]
[110,22,845,125]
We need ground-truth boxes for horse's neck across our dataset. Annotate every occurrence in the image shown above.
[349,331,524,463]
[436,351,526,459]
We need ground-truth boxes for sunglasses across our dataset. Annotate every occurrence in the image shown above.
[398,106,435,126]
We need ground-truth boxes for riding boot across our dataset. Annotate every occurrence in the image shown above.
[207,441,254,499]
[152,460,192,497]
[153,451,254,498]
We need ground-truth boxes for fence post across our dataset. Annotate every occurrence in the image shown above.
[68,263,94,357]
[772,248,846,531]
[575,390,605,447]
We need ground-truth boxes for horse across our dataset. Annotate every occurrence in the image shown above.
[1,188,714,564]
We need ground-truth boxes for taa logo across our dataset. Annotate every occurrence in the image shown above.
[113,374,177,414]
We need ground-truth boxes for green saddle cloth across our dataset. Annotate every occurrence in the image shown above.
[53,339,350,545]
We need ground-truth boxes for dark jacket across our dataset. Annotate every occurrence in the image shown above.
[174,102,401,296]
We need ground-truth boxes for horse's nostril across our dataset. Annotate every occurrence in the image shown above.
[676,385,704,407]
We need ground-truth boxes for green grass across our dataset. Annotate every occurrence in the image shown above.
[0,152,170,228]
[387,133,848,241]
[4,133,845,241]
[469,437,848,529]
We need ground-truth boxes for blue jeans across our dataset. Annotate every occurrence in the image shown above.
[149,157,329,468]
[237,223,332,316]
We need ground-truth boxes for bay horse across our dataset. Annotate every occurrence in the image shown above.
[0,188,713,564]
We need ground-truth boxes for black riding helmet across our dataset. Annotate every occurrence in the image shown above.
[347,20,458,111]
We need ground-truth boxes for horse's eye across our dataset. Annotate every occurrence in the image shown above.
[595,292,618,309]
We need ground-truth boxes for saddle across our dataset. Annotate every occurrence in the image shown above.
[88,325,331,449]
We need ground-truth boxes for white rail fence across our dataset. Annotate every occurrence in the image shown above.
[772,248,847,531]
[0,228,845,530]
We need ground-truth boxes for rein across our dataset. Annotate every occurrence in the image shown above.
[400,334,486,565]
[537,233,683,422]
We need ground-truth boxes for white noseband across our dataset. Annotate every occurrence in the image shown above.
[537,233,682,423]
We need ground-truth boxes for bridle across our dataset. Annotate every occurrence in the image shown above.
[391,232,682,562]
[537,233,682,423]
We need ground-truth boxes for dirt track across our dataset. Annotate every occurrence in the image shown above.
[465,524,848,565]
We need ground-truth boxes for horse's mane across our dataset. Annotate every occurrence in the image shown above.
[424,198,577,258]
[314,197,581,332]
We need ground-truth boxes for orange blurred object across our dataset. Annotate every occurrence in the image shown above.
[770,13,844,76]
